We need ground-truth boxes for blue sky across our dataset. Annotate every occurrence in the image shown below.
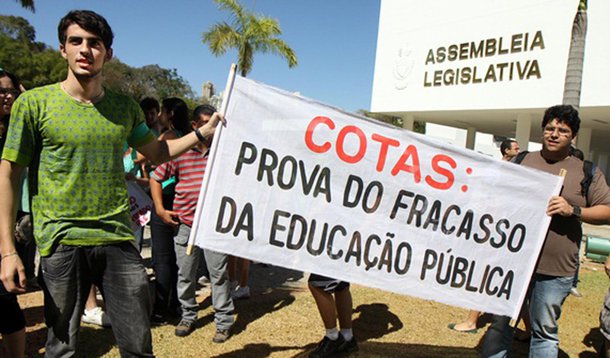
[3,0,381,112]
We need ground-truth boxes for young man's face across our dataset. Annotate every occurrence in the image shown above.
[193,114,211,129]
[542,118,574,153]
[60,24,112,79]
[505,142,520,159]
[144,108,159,127]
[193,113,213,146]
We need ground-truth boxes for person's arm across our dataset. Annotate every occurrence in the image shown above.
[137,112,223,165]
[133,150,149,165]
[581,205,610,225]
[547,196,610,225]
[0,160,27,293]
[149,176,179,226]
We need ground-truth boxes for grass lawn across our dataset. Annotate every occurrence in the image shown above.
[8,260,609,357]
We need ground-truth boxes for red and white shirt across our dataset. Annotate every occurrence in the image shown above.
[152,148,208,226]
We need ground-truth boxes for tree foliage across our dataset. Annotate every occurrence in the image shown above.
[202,0,297,77]
[0,16,195,102]
[14,0,35,12]
[0,16,65,89]
[357,110,426,134]
[103,62,194,101]
[0,15,36,43]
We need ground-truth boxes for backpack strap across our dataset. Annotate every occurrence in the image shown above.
[512,151,529,164]
[581,160,595,206]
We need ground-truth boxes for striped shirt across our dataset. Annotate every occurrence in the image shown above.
[152,148,208,226]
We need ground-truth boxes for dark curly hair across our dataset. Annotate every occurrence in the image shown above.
[542,105,580,135]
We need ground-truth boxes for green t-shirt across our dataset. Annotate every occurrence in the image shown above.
[2,83,155,256]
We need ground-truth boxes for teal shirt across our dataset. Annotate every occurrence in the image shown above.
[2,83,155,256]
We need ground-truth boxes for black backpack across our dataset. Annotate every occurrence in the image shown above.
[513,151,595,206]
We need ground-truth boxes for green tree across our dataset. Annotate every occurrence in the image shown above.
[562,0,587,109]
[202,0,297,77]
[357,110,426,134]
[103,62,194,102]
[0,15,36,43]
[0,16,65,88]
[0,16,196,101]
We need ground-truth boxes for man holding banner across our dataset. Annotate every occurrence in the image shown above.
[0,10,222,356]
[481,105,610,357]
[191,73,576,356]
[150,104,235,342]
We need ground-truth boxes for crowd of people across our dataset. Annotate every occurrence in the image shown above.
[1,9,610,358]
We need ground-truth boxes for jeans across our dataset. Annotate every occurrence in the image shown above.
[528,275,573,357]
[203,248,234,331]
[174,225,201,322]
[481,274,573,358]
[40,242,153,357]
[133,225,144,252]
[150,193,179,317]
[174,224,234,330]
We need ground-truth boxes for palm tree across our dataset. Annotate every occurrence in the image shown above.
[14,0,35,12]
[202,0,297,77]
[562,0,587,110]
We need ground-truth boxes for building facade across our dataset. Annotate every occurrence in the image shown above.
[371,0,610,175]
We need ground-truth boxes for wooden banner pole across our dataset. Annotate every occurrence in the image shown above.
[186,63,238,255]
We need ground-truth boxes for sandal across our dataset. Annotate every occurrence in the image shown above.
[447,323,478,334]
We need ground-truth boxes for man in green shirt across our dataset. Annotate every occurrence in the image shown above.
[0,10,222,357]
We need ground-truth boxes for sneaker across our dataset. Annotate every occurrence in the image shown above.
[309,336,344,358]
[570,287,583,297]
[175,319,195,337]
[197,276,210,286]
[231,285,250,300]
[336,336,358,354]
[82,307,111,328]
[212,328,230,343]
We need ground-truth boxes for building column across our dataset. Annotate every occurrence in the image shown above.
[516,114,532,151]
[402,114,414,131]
[466,127,476,150]
[576,127,592,160]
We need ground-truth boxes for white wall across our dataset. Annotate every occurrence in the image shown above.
[372,0,579,112]
[425,123,542,159]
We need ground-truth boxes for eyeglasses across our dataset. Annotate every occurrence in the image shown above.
[543,125,572,137]
[0,87,19,97]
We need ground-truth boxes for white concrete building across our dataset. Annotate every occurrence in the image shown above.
[371,0,610,175]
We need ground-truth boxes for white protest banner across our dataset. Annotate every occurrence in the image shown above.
[191,74,562,319]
